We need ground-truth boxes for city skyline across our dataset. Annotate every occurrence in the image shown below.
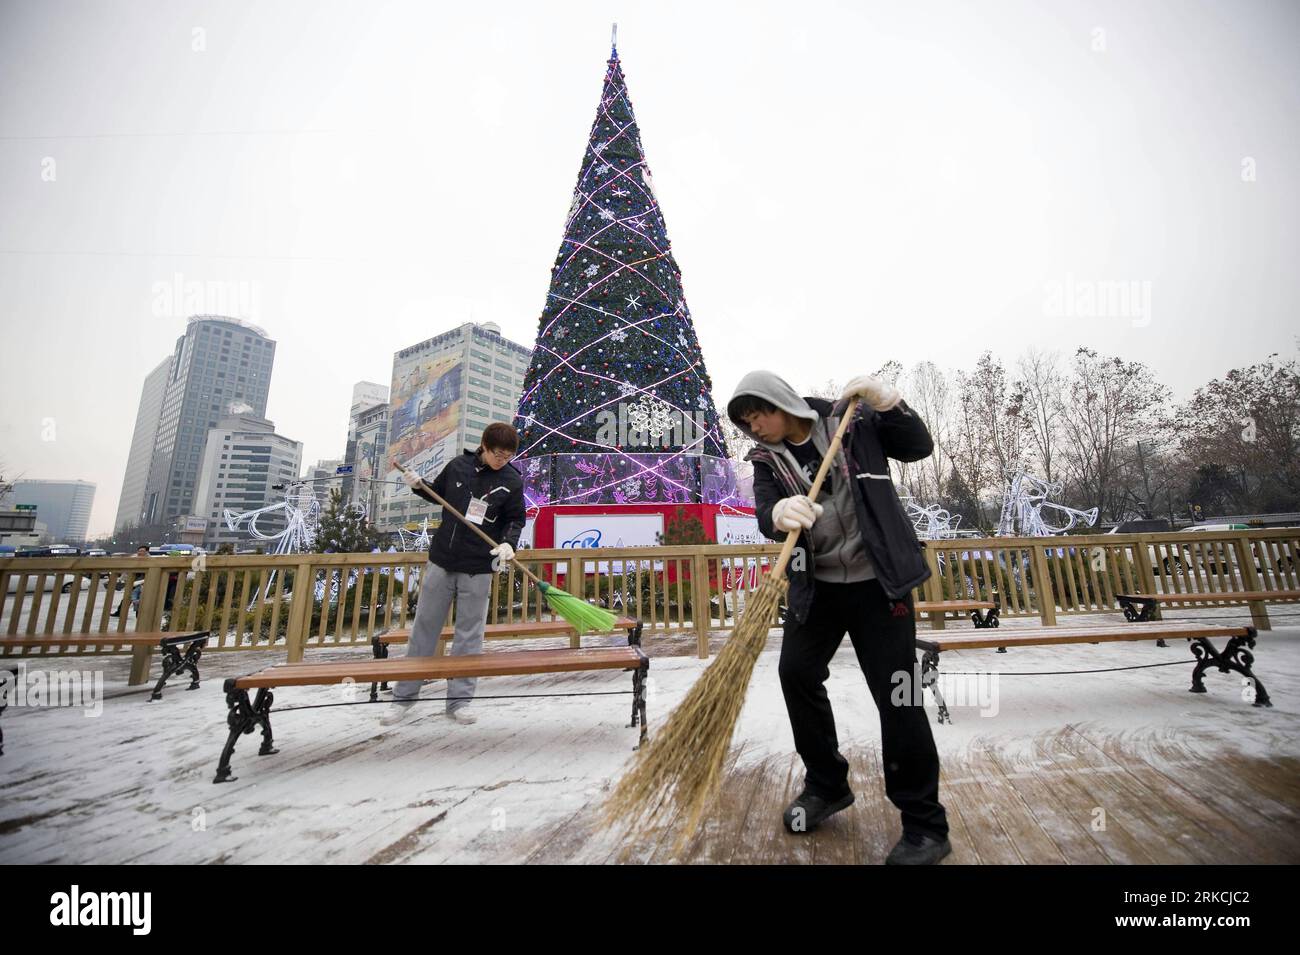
[3,0,1298,537]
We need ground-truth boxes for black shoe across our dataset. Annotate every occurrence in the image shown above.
[110,607,121,617]
[885,831,952,865]
[782,788,854,833]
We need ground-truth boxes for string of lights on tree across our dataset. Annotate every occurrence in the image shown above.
[512,37,739,507]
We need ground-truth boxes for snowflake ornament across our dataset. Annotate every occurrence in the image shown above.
[627,396,675,439]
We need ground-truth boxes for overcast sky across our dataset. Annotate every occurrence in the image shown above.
[2,0,1297,538]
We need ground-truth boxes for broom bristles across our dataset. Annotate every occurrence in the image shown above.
[537,580,619,633]
[599,575,788,853]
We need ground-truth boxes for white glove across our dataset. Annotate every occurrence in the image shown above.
[841,375,901,412]
[772,495,823,532]
[402,470,423,489]
[490,542,515,565]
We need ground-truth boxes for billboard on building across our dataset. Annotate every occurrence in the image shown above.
[385,354,463,508]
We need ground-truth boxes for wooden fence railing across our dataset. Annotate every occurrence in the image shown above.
[2,529,1297,661]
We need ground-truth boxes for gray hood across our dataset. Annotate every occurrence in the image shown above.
[726,370,819,448]
[728,370,877,586]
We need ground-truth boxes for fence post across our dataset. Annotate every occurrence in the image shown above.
[1233,534,1271,631]
[1030,541,1057,627]
[128,565,165,685]
[921,542,945,631]
[285,559,315,663]
[693,549,711,659]
[565,554,586,648]
[1133,533,1160,598]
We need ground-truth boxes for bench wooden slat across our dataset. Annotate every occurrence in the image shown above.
[234,647,646,688]
[915,620,1270,724]
[1117,591,1300,602]
[375,616,638,644]
[917,622,1250,653]
[914,600,996,611]
[0,631,205,650]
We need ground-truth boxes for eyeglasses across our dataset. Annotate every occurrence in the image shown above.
[485,448,514,463]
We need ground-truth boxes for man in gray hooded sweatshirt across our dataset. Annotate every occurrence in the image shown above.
[727,370,951,865]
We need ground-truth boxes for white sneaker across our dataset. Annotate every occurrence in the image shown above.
[380,703,418,727]
[447,707,477,724]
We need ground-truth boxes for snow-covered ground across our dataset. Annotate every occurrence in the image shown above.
[2,612,1297,863]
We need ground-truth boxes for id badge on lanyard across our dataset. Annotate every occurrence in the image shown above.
[466,495,488,525]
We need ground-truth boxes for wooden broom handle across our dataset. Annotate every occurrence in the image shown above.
[770,396,861,578]
[390,458,546,588]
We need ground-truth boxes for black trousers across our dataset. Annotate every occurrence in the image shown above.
[778,577,949,841]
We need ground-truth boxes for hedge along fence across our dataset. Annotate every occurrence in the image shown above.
[2,529,1298,661]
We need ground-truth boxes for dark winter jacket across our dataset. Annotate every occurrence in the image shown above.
[728,372,934,625]
[411,449,527,575]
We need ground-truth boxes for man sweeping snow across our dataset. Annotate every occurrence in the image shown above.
[727,371,952,865]
[380,422,527,727]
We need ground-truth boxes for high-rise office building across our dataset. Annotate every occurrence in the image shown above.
[140,316,276,530]
[115,355,173,532]
[341,381,389,516]
[380,321,531,530]
[348,382,389,425]
[302,459,344,510]
[193,411,302,550]
[10,479,97,544]
[344,401,389,521]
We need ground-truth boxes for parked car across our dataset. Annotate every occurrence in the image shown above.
[1105,519,1185,575]
[1179,525,1297,579]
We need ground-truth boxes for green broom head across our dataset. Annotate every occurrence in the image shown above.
[536,580,619,632]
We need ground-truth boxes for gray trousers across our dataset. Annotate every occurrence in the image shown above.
[392,560,493,711]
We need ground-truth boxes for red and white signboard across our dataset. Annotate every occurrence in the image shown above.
[553,512,665,574]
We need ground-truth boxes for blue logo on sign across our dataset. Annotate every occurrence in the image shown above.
[561,529,602,549]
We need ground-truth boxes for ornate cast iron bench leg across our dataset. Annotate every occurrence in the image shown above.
[0,666,14,756]
[1119,596,1158,623]
[150,635,207,701]
[370,635,388,702]
[920,648,951,725]
[626,619,648,747]
[214,681,278,783]
[1188,628,1271,708]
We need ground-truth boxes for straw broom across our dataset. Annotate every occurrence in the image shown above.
[390,458,618,634]
[599,397,861,851]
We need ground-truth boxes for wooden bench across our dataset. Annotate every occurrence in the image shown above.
[213,633,650,783]
[0,631,210,701]
[914,599,999,629]
[1117,590,1300,631]
[915,622,1269,724]
[368,616,641,700]
[0,630,208,756]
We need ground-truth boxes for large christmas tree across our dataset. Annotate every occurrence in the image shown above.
[514,38,738,508]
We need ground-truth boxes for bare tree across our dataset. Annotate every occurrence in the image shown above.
[961,352,1031,489]
[1056,347,1173,521]
[1174,354,1300,512]
[904,361,953,503]
[1015,347,1063,482]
